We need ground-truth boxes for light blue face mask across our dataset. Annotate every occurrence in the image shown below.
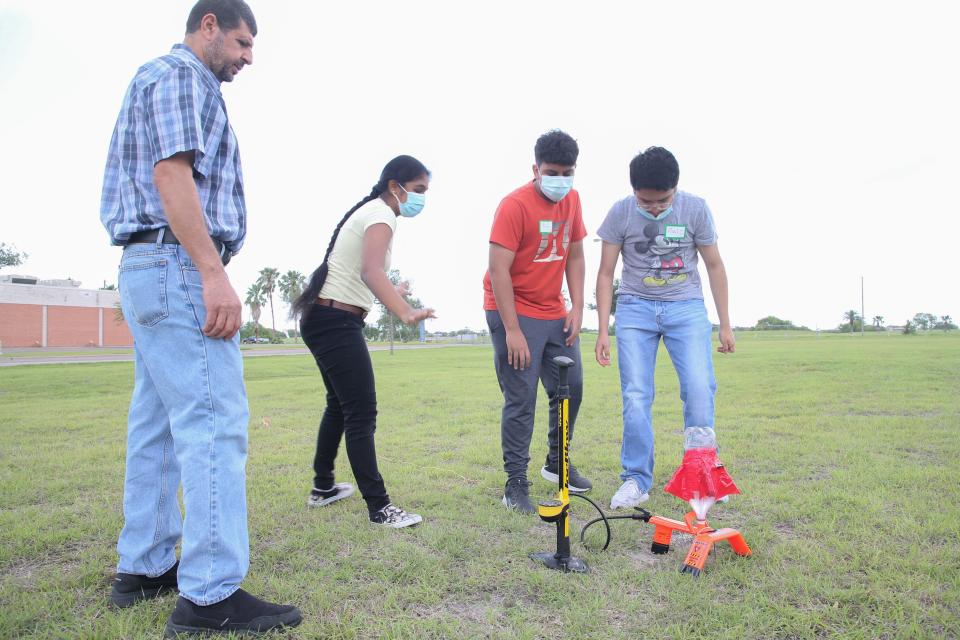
[538,174,574,202]
[635,204,673,221]
[396,185,426,218]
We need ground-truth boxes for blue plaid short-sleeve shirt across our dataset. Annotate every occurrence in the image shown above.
[100,44,246,252]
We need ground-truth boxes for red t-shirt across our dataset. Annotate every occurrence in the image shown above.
[483,181,588,320]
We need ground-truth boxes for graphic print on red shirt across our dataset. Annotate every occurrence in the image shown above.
[483,181,587,320]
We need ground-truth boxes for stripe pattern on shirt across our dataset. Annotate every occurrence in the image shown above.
[100,44,246,252]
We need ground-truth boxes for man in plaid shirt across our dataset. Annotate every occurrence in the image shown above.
[99,1,301,635]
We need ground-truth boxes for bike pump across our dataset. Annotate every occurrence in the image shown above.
[530,356,589,573]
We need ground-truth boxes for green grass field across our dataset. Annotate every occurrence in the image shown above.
[1,332,958,639]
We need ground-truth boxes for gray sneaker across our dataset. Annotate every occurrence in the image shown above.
[307,482,355,507]
[540,462,593,493]
[502,478,536,514]
[370,503,423,528]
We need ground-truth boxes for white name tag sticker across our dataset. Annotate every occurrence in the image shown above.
[664,224,686,240]
[539,220,553,234]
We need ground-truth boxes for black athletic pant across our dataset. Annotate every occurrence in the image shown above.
[301,304,390,515]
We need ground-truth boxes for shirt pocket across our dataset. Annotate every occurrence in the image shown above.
[119,258,169,327]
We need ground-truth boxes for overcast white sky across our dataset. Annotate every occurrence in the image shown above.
[1,1,957,332]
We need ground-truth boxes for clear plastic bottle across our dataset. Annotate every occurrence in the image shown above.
[684,426,717,450]
[685,427,718,520]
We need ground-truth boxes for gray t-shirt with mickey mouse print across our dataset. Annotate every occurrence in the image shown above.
[596,191,717,301]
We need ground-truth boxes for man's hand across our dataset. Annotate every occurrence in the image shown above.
[201,271,242,339]
[403,307,436,325]
[717,326,736,353]
[506,327,530,370]
[563,306,583,347]
[595,333,611,366]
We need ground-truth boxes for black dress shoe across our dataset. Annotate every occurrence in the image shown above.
[164,588,302,637]
[110,562,179,608]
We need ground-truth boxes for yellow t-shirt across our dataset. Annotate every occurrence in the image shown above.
[318,198,397,311]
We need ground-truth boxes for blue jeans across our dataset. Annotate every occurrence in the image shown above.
[614,296,716,492]
[116,242,249,606]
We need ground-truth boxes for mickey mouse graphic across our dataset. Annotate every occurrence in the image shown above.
[633,221,687,287]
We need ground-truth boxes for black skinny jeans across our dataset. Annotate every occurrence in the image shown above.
[301,304,390,515]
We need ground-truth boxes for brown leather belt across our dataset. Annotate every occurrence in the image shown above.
[316,297,368,319]
[126,227,232,266]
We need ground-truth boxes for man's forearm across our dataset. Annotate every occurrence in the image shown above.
[707,264,731,328]
[596,271,613,334]
[565,254,585,310]
[154,158,225,277]
[490,268,521,330]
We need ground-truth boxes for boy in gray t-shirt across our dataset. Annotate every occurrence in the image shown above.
[594,147,735,510]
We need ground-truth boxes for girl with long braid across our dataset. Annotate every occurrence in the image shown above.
[292,155,435,528]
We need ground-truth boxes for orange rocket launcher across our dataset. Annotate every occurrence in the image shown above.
[658,447,750,576]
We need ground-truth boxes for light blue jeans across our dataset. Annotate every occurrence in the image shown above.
[614,295,716,492]
[116,241,249,606]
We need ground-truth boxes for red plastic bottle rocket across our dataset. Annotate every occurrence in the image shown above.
[664,427,740,520]
[664,447,740,520]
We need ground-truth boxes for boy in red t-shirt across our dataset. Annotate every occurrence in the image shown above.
[483,130,592,513]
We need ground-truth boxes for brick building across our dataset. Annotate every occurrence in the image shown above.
[0,275,132,348]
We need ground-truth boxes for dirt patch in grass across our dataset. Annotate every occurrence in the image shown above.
[774,521,797,540]
[893,446,942,463]
[2,554,84,591]
[805,467,832,482]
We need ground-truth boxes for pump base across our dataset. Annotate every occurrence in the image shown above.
[530,551,589,573]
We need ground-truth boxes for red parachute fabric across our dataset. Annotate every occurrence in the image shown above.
[664,448,740,501]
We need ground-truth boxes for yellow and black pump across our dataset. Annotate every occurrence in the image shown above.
[530,356,589,574]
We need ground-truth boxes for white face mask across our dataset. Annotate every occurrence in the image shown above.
[538,174,573,202]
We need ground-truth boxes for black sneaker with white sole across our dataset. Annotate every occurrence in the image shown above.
[370,503,423,528]
[163,588,301,637]
[110,561,179,608]
[307,482,355,507]
[502,477,536,514]
[540,461,593,493]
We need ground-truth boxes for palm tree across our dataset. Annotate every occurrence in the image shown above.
[873,315,884,328]
[279,270,306,318]
[256,267,280,338]
[942,315,954,332]
[843,309,860,333]
[279,270,306,341]
[245,282,265,340]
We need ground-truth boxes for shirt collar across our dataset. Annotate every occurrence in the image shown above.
[169,43,222,93]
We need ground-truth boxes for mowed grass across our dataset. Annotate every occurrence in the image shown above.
[1,332,958,639]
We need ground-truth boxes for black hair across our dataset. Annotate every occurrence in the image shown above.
[534,130,579,167]
[186,0,258,36]
[291,155,430,319]
[629,146,680,191]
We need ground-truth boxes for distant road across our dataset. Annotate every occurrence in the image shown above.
[0,343,486,367]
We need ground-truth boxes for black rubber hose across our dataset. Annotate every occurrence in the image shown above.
[572,493,616,551]
[575,496,654,552]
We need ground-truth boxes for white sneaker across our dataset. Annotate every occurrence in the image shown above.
[370,503,423,529]
[610,479,649,510]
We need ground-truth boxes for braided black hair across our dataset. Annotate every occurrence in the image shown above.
[291,155,430,318]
